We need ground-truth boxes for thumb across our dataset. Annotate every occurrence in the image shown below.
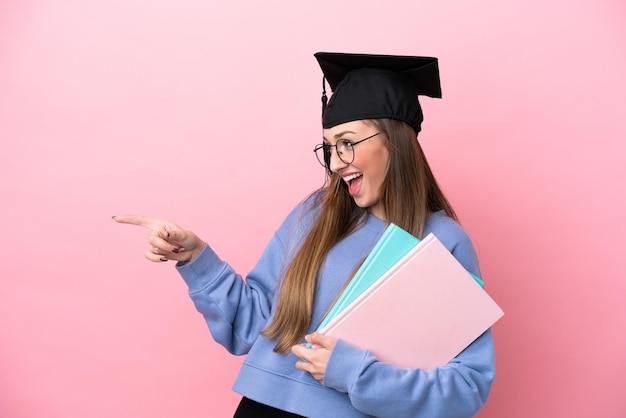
[305,332,333,348]
[163,224,186,243]
[163,224,203,254]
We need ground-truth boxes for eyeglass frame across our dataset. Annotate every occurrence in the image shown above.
[313,131,382,170]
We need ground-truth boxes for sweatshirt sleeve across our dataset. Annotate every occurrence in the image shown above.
[175,231,287,355]
[323,219,496,417]
[324,330,495,417]
[172,193,321,356]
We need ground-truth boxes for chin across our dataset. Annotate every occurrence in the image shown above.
[354,198,378,212]
[353,198,371,209]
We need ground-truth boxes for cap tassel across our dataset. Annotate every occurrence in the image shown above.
[321,76,328,116]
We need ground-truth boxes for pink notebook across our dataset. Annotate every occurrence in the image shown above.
[319,233,504,369]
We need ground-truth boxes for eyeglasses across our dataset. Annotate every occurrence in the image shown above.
[314,132,382,169]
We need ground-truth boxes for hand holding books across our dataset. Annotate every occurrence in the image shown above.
[316,224,504,369]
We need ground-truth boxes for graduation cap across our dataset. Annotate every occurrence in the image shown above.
[314,52,442,134]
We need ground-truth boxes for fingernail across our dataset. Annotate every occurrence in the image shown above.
[111,216,117,220]
[160,257,168,262]
[178,247,186,252]
[171,248,179,254]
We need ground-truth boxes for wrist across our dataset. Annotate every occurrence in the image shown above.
[188,245,205,263]
[178,243,205,265]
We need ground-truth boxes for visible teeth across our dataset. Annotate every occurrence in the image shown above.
[343,173,362,182]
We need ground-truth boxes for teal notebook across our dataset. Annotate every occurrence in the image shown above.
[317,223,484,332]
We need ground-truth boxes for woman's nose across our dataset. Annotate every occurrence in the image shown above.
[328,148,348,173]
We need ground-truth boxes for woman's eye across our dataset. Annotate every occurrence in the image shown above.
[342,140,355,148]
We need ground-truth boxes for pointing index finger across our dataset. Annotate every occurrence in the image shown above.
[112,214,162,230]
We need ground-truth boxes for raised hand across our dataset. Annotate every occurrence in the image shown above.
[112,215,205,264]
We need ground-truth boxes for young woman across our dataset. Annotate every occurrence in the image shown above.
[114,52,495,417]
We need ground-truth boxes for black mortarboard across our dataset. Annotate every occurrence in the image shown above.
[314,52,442,134]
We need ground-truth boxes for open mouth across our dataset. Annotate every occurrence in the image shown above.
[343,173,363,196]
[343,173,362,183]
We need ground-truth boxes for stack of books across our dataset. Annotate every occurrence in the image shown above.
[316,224,504,369]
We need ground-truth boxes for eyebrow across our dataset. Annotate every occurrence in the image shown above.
[322,130,357,142]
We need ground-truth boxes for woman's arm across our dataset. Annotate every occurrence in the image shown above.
[176,233,287,355]
[324,329,495,418]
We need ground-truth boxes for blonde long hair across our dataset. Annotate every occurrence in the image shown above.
[262,119,456,353]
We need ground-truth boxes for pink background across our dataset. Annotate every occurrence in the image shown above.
[1,1,625,417]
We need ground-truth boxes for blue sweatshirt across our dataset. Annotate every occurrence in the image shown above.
[176,194,495,417]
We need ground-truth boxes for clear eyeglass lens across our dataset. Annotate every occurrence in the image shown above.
[315,140,356,168]
[322,146,331,166]
[336,140,354,163]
